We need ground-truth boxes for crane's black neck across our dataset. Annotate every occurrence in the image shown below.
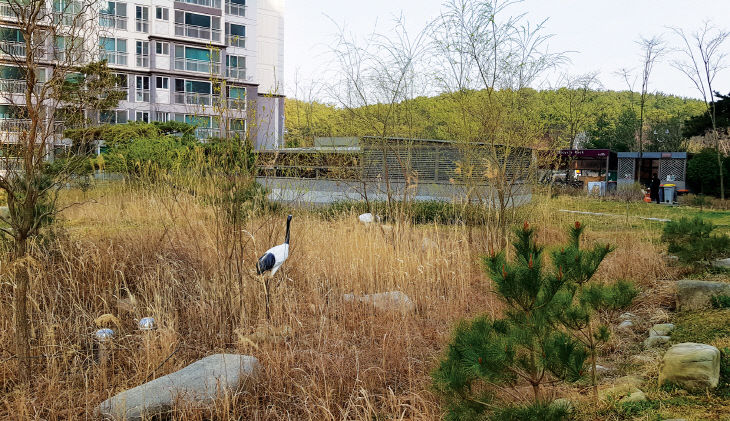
[285,217,291,245]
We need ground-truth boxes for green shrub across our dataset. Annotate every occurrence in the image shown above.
[661,217,730,265]
[319,200,488,225]
[489,401,573,421]
[711,295,730,309]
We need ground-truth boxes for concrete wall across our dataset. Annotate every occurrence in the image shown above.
[256,177,532,207]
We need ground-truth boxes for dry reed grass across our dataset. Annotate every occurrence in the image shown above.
[0,183,685,419]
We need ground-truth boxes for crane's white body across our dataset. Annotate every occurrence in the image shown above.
[264,243,289,276]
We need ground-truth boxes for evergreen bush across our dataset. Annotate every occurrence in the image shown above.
[661,217,730,265]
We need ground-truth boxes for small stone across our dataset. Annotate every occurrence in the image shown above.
[618,320,634,330]
[620,390,646,403]
[600,384,640,400]
[619,312,637,321]
[97,354,260,420]
[644,335,671,348]
[650,323,675,337]
[659,343,720,391]
[595,364,612,375]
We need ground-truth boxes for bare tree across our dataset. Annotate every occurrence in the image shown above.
[0,0,110,381]
[432,0,565,247]
[637,36,665,161]
[670,23,730,199]
[326,14,431,217]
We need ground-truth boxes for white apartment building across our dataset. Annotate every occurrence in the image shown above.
[0,0,285,150]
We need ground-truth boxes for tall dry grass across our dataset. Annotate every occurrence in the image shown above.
[0,182,674,420]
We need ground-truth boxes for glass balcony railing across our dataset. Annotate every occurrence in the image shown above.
[136,18,148,33]
[225,1,245,16]
[99,13,127,30]
[226,35,245,48]
[0,79,26,94]
[175,23,220,42]
[195,127,220,138]
[226,67,246,80]
[227,97,246,110]
[136,89,150,102]
[136,54,149,68]
[100,50,128,66]
[174,58,220,75]
[175,0,221,9]
[174,92,220,106]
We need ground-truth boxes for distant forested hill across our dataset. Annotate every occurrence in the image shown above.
[284,89,707,152]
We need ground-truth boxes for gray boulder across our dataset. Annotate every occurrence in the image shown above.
[343,291,415,313]
[98,354,260,420]
[650,323,675,337]
[676,280,730,311]
[659,343,720,391]
[620,390,646,403]
[713,258,730,269]
[644,335,671,349]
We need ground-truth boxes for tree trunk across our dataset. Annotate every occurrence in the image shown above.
[13,236,31,382]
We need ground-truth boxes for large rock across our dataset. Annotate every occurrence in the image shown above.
[659,343,721,391]
[676,280,730,311]
[98,354,260,420]
[343,291,415,313]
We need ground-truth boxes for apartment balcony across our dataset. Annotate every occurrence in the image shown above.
[0,119,64,135]
[225,1,246,17]
[175,0,221,9]
[175,23,220,42]
[136,54,149,68]
[100,51,128,66]
[52,12,77,26]
[226,35,245,49]
[0,41,26,57]
[174,92,220,106]
[226,67,247,81]
[0,79,29,94]
[136,89,150,102]
[99,13,127,30]
[174,58,220,75]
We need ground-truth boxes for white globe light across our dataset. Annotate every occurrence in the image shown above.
[95,328,114,342]
[139,317,156,331]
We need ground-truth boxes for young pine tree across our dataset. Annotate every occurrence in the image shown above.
[552,222,637,400]
[433,222,587,419]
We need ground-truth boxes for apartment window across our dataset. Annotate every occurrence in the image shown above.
[135,110,149,122]
[135,75,149,102]
[226,54,245,79]
[225,0,245,17]
[100,1,127,29]
[155,41,169,55]
[174,45,219,74]
[155,76,168,89]
[100,109,128,124]
[99,37,127,66]
[155,6,168,20]
[174,11,221,42]
[135,5,149,33]
[226,23,246,48]
[176,0,221,8]
[115,73,128,100]
[135,40,149,67]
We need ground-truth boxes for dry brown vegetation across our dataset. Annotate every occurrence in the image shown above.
[0,182,712,420]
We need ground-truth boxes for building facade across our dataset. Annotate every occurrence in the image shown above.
[0,0,285,150]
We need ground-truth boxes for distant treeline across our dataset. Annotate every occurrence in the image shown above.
[285,89,708,152]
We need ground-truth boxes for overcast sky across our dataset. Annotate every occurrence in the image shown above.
[283,0,730,101]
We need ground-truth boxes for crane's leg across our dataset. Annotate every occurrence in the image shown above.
[263,275,271,322]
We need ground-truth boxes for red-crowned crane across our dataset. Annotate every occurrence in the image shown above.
[256,214,292,320]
